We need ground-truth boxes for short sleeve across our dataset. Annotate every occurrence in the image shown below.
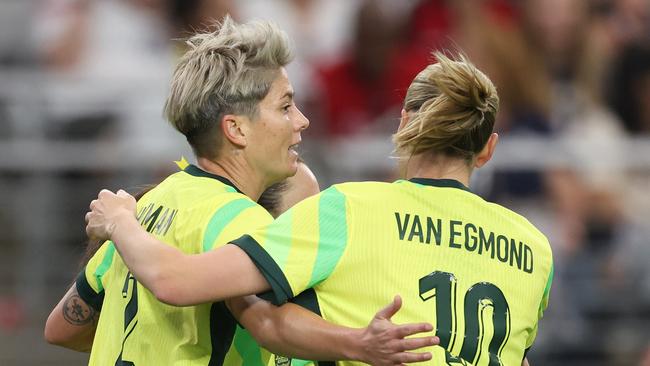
[232,186,349,305]
[525,263,554,348]
[75,240,115,311]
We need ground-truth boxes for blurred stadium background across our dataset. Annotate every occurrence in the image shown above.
[0,0,649,365]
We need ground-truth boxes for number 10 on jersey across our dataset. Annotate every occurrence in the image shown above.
[419,271,511,366]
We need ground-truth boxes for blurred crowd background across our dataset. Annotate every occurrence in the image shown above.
[0,0,649,365]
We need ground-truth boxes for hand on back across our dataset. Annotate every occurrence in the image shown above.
[85,189,137,241]
[360,295,439,365]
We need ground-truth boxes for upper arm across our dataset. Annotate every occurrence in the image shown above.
[44,242,112,350]
[226,296,272,337]
[77,241,114,309]
[232,187,349,305]
[159,243,273,305]
[44,283,99,352]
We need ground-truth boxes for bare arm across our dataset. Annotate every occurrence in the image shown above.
[523,357,530,366]
[85,190,270,305]
[44,284,98,352]
[228,295,438,365]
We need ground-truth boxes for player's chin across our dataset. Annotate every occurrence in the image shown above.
[283,157,299,178]
[287,162,299,177]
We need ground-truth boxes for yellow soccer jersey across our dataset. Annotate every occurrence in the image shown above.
[76,164,273,366]
[234,178,553,366]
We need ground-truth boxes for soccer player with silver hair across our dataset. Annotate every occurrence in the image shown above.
[45,17,438,366]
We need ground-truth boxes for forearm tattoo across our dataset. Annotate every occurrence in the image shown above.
[62,291,97,326]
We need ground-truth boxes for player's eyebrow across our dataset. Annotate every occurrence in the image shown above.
[280,90,294,102]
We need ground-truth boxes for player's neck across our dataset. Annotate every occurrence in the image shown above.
[196,156,266,200]
[404,153,471,187]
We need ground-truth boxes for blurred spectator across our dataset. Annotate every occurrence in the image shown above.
[312,0,404,136]
[608,44,650,134]
[239,0,357,65]
[513,0,646,363]
[239,0,360,132]
[169,0,236,39]
[32,0,174,142]
[0,0,36,66]
[512,0,627,253]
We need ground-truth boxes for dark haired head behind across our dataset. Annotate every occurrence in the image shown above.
[258,158,319,218]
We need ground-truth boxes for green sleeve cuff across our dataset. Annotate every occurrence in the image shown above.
[75,268,104,312]
[231,235,293,305]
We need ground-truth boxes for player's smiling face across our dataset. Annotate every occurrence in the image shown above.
[246,68,309,185]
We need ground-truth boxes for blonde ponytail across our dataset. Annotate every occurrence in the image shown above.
[393,52,498,161]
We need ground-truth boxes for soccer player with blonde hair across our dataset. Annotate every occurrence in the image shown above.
[85,52,552,365]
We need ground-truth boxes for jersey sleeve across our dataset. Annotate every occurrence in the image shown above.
[201,198,273,252]
[525,263,554,349]
[232,186,349,305]
[75,240,115,311]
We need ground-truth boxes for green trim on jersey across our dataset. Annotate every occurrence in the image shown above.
[75,269,104,311]
[184,164,241,194]
[94,242,116,292]
[544,264,554,296]
[308,187,348,288]
[233,327,265,366]
[289,288,322,315]
[232,235,293,305]
[264,210,293,269]
[209,301,238,366]
[203,199,257,252]
[540,264,554,315]
[292,360,314,366]
[407,178,471,192]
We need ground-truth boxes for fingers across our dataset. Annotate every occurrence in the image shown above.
[94,188,134,207]
[85,212,98,239]
[117,189,137,207]
[393,322,433,338]
[398,336,439,351]
[85,212,92,230]
[117,189,132,199]
[98,189,115,199]
[375,295,402,320]
[392,350,432,364]
[98,188,132,199]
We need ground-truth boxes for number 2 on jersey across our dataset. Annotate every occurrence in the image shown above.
[115,209,161,365]
[419,271,510,366]
[116,271,137,366]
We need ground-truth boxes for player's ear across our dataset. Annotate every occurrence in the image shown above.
[221,114,248,148]
[475,133,498,168]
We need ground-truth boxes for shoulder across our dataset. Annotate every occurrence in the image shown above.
[484,199,552,253]
[328,181,394,197]
[202,192,268,218]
